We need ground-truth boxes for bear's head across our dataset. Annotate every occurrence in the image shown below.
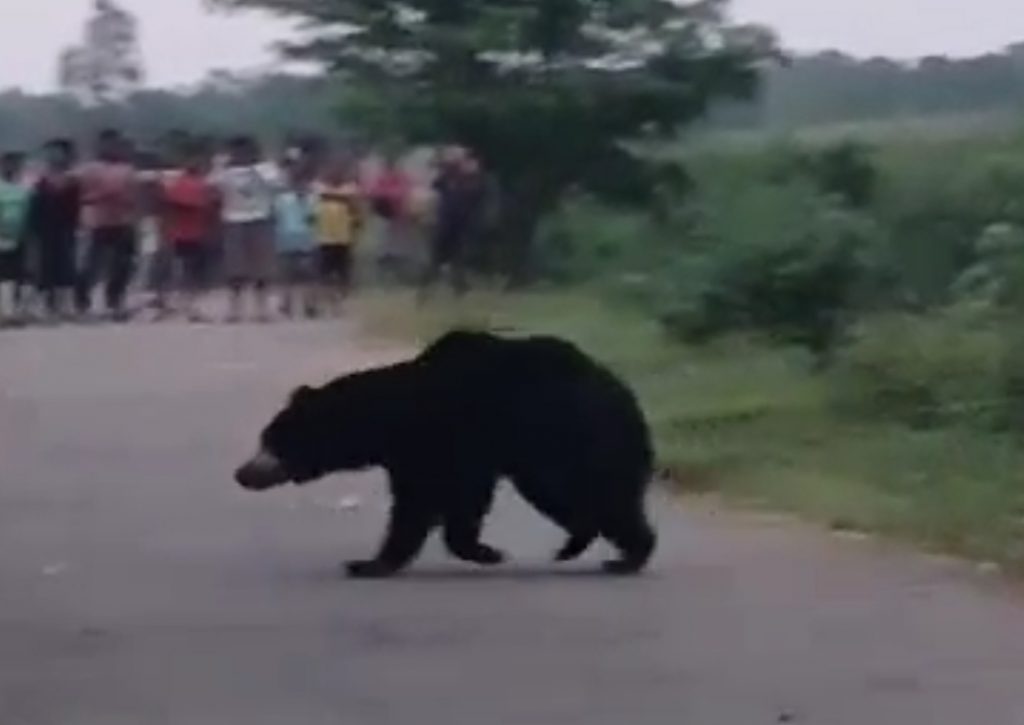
[235,383,378,491]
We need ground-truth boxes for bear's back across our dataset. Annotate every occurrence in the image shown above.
[415,330,652,473]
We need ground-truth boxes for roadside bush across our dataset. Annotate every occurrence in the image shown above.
[871,142,1024,307]
[656,182,886,362]
[829,310,1021,429]
[535,197,675,284]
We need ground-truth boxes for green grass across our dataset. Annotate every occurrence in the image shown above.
[355,289,1024,571]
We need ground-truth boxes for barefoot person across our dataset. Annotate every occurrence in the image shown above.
[420,147,487,299]
[313,160,363,315]
[210,135,281,322]
[26,139,82,322]
[77,129,141,321]
[161,143,219,322]
[275,164,318,319]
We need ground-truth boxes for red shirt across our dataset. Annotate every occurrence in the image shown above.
[162,173,217,245]
[371,169,412,218]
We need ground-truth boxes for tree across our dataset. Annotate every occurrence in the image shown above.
[209,0,778,282]
[59,0,145,108]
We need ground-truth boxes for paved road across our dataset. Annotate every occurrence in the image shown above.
[2,319,1024,725]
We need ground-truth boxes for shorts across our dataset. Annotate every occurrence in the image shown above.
[174,243,209,290]
[223,220,275,284]
[278,251,316,284]
[319,245,353,284]
[378,219,412,260]
[0,247,23,282]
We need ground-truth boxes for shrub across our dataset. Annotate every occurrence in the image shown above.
[656,182,885,362]
[829,310,1020,429]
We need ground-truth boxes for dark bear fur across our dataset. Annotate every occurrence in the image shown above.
[236,330,657,578]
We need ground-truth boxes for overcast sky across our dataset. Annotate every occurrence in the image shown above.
[1,0,1023,92]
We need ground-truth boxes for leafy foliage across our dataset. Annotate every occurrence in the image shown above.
[656,183,884,361]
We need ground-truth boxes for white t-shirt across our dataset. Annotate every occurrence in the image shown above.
[211,162,281,224]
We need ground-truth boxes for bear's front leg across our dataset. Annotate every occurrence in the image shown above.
[346,495,438,579]
[442,476,506,566]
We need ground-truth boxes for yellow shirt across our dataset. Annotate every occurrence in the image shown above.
[315,182,362,246]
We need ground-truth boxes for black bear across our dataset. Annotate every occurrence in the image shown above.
[236,330,657,578]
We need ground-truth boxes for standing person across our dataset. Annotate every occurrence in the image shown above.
[0,152,30,326]
[26,139,82,321]
[161,144,219,322]
[210,135,280,323]
[420,146,487,299]
[77,129,141,321]
[274,164,318,319]
[137,149,175,319]
[369,153,413,284]
[313,160,363,315]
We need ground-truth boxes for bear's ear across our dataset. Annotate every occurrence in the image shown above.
[289,385,316,406]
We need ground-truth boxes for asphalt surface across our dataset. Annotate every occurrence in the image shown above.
[2,317,1024,724]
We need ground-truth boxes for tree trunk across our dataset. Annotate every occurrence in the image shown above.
[497,183,556,288]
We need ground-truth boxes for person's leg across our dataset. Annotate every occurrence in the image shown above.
[35,241,54,320]
[55,237,78,321]
[338,246,354,302]
[74,231,102,315]
[17,240,37,322]
[170,246,187,318]
[315,247,330,316]
[450,235,469,297]
[293,252,314,317]
[418,231,448,303]
[9,249,26,325]
[150,243,174,317]
[0,264,15,326]
[278,254,294,318]
[0,249,19,324]
[253,221,275,322]
[191,243,212,322]
[182,246,205,321]
[222,224,245,323]
[106,226,137,319]
[253,280,269,322]
[226,280,244,323]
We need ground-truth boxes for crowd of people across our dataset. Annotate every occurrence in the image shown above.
[0,130,490,328]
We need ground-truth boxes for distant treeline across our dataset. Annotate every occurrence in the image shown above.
[710,44,1024,130]
[5,43,1024,153]
[0,73,344,155]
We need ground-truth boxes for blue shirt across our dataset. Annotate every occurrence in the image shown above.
[275,189,315,253]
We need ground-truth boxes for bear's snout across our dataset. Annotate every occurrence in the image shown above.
[236,450,290,491]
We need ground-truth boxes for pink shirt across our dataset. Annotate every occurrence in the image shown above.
[80,161,140,229]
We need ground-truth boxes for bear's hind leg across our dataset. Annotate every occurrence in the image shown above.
[442,476,506,566]
[347,495,438,579]
[512,473,599,563]
[600,504,657,575]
